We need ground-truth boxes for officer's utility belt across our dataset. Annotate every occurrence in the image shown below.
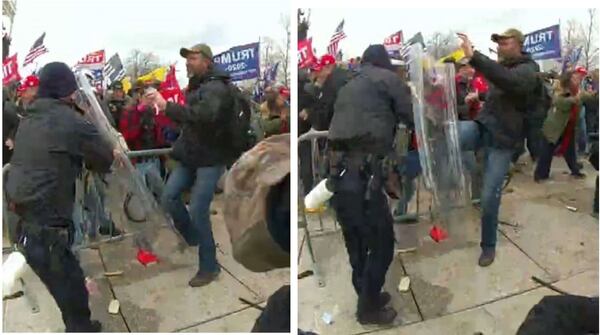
[21,223,69,236]
[329,151,387,200]
[329,151,401,200]
[20,223,72,249]
[329,150,387,174]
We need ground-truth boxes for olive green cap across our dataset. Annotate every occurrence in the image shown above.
[180,43,213,59]
[491,28,525,44]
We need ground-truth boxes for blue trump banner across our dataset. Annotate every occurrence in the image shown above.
[213,42,260,82]
[523,24,561,60]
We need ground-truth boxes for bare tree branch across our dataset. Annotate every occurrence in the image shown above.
[124,49,163,80]
[584,8,596,69]
[280,13,291,87]
[426,31,457,60]
[562,12,598,70]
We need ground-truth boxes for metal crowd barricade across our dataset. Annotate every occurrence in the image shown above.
[2,147,175,314]
[126,148,174,159]
[298,129,337,230]
[70,147,174,251]
[298,129,332,288]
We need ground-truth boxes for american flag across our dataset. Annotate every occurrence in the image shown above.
[327,20,347,57]
[23,32,48,67]
[103,53,126,87]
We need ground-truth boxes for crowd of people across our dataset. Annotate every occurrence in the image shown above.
[2,41,291,332]
[298,26,599,331]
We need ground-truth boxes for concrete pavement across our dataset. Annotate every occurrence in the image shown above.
[298,159,598,335]
[2,195,289,333]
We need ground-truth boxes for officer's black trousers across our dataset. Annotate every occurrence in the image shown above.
[21,224,93,332]
[331,168,395,315]
[299,140,314,196]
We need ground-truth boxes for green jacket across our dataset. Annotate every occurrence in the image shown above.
[542,92,593,144]
[261,116,283,138]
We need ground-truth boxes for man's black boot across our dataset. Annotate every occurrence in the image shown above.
[478,247,496,267]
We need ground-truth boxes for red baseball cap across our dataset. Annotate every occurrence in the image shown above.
[575,66,588,76]
[17,75,40,92]
[311,54,336,72]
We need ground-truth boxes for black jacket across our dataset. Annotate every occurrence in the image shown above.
[165,68,236,168]
[3,100,20,165]
[469,51,538,149]
[5,98,114,225]
[584,91,599,135]
[328,63,413,154]
[3,100,20,141]
[298,76,315,135]
[309,67,352,130]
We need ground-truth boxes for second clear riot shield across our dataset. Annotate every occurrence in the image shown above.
[406,44,469,227]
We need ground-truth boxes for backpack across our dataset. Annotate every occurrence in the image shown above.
[208,78,256,158]
[229,84,256,155]
[527,75,553,121]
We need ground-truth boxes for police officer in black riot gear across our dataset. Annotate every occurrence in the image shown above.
[5,62,115,332]
[327,45,413,325]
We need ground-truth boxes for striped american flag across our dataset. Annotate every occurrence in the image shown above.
[103,53,126,86]
[23,32,48,67]
[327,20,347,57]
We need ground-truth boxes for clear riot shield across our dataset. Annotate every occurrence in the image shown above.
[73,72,186,255]
[406,44,469,227]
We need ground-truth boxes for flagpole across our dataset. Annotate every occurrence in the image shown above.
[257,36,262,101]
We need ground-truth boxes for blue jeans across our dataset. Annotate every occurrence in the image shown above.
[136,159,164,201]
[72,172,113,247]
[394,150,420,216]
[161,164,224,273]
[462,150,482,200]
[394,175,416,216]
[458,121,513,249]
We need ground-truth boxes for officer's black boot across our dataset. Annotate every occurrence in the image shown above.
[357,293,397,325]
[357,306,397,325]
[375,292,392,309]
[65,320,101,332]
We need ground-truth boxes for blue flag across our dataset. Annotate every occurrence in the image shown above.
[523,24,561,60]
[562,46,583,73]
[264,61,280,84]
[213,42,260,82]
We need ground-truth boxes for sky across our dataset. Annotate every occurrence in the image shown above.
[5,0,288,86]
[305,8,595,64]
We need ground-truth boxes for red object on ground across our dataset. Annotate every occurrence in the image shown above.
[429,225,448,243]
[137,249,159,266]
